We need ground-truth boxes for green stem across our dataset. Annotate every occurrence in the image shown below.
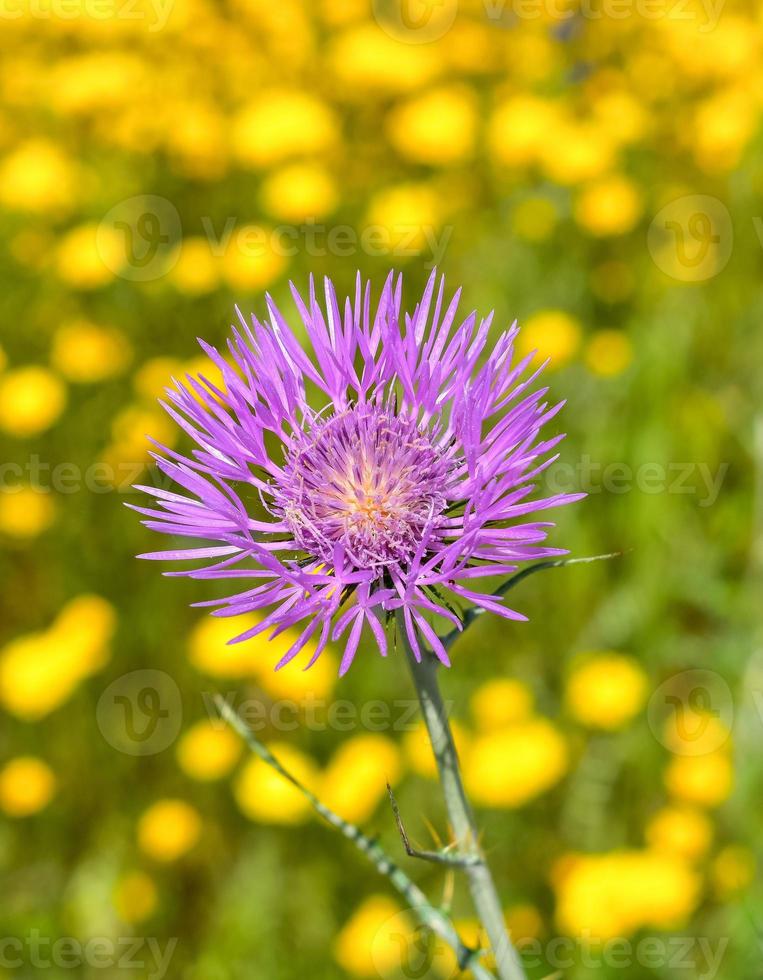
[398,617,528,980]
[215,695,497,980]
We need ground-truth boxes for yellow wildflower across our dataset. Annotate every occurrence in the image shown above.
[465,719,568,807]
[51,320,132,383]
[386,86,476,165]
[0,487,56,539]
[138,799,201,862]
[176,720,242,782]
[0,367,67,437]
[320,735,402,823]
[470,678,534,731]
[234,742,319,825]
[516,311,581,369]
[565,653,648,730]
[585,330,633,377]
[0,757,56,817]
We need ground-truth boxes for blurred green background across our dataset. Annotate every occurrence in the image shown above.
[0,0,760,977]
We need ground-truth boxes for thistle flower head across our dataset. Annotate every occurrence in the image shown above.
[275,404,453,571]
[132,271,583,675]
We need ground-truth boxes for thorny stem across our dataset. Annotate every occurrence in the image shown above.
[397,614,528,980]
[218,555,618,980]
[215,695,498,980]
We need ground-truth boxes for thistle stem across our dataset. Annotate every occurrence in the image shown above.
[215,694,496,978]
[398,618,527,980]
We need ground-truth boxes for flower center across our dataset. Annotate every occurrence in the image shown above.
[275,405,452,571]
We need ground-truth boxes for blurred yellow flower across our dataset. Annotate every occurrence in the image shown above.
[540,123,615,185]
[187,612,337,697]
[138,799,201,862]
[0,632,73,720]
[0,366,67,437]
[565,653,648,730]
[711,845,755,898]
[663,709,732,759]
[220,225,288,292]
[187,614,260,677]
[56,223,122,289]
[167,237,220,295]
[0,757,56,817]
[329,26,440,93]
[470,678,534,731]
[365,183,442,256]
[645,806,713,859]
[49,53,145,114]
[0,594,114,719]
[555,850,700,938]
[0,139,76,213]
[385,86,476,165]
[591,91,647,146]
[176,720,242,782]
[52,593,116,661]
[664,751,733,808]
[0,487,55,539]
[113,871,158,923]
[574,175,643,237]
[465,719,567,807]
[320,735,401,823]
[166,102,228,180]
[661,16,758,82]
[404,719,470,779]
[110,404,176,454]
[255,648,338,701]
[439,20,499,76]
[585,330,633,378]
[504,32,555,82]
[0,343,6,372]
[318,0,366,26]
[51,320,132,383]
[259,163,338,222]
[516,311,581,369]
[133,357,186,402]
[334,895,413,978]
[505,903,544,945]
[234,742,319,825]
[488,96,560,168]
[233,91,338,167]
[693,87,757,174]
[512,197,557,243]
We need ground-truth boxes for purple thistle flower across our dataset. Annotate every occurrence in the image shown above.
[132,271,584,676]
